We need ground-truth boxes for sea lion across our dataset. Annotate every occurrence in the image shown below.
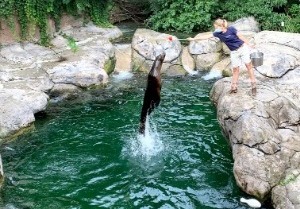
[139,52,166,135]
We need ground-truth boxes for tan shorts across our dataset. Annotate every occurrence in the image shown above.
[230,45,251,68]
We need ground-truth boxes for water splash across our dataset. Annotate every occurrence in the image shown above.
[112,71,133,81]
[183,64,198,75]
[129,117,164,161]
[202,69,222,80]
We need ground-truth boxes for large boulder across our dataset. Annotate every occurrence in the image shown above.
[181,47,196,75]
[131,29,186,76]
[188,32,223,71]
[114,44,132,72]
[45,38,115,88]
[188,17,260,71]
[0,22,121,140]
[0,44,55,92]
[210,30,300,208]
[61,22,122,43]
[0,89,49,139]
[253,31,300,78]
[194,52,223,71]
[231,17,260,33]
[0,43,58,66]
[272,170,300,209]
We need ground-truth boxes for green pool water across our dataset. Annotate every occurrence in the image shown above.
[0,74,270,209]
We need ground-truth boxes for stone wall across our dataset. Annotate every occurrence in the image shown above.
[0,14,85,45]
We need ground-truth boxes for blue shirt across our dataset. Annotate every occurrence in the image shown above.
[213,26,244,51]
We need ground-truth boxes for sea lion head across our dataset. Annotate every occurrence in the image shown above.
[151,52,165,76]
[157,52,166,62]
[154,45,166,61]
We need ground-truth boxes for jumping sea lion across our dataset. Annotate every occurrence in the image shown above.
[139,52,166,135]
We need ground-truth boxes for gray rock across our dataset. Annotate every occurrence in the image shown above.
[50,83,82,101]
[45,38,115,88]
[272,170,300,209]
[114,44,131,72]
[233,145,286,199]
[253,31,300,78]
[212,57,231,77]
[181,47,196,74]
[131,29,185,75]
[61,22,123,42]
[210,65,300,207]
[46,60,108,87]
[188,37,222,55]
[0,23,119,141]
[0,89,48,139]
[231,17,260,33]
[1,67,54,92]
[194,53,222,71]
[0,44,36,65]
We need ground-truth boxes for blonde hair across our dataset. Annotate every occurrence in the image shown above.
[214,18,228,28]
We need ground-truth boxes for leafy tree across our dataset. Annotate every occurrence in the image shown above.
[221,0,299,32]
[147,0,299,33]
[284,3,300,32]
[148,0,220,33]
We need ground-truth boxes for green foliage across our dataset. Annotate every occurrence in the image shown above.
[284,4,300,32]
[148,0,219,33]
[16,0,28,39]
[221,0,300,32]
[0,0,14,18]
[51,0,64,30]
[63,34,79,52]
[0,0,112,46]
[222,0,296,31]
[0,0,15,33]
[89,0,112,27]
[25,0,53,45]
[280,173,298,186]
[148,0,300,33]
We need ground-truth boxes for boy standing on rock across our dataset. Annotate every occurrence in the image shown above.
[188,18,257,95]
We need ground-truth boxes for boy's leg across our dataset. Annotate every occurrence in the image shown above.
[230,50,241,93]
[245,62,256,83]
[242,45,257,95]
[245,62,257,95]
[231,67,239,92]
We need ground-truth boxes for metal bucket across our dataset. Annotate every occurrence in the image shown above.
[250,51,264,67]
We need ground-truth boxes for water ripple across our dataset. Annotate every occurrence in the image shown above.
[0,76,265,209]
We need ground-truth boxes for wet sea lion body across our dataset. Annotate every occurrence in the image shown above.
[139,52,166,135]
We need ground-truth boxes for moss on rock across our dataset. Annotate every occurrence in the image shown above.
[104,57,116,75]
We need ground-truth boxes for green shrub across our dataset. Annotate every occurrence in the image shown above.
[284,4,300,32]
[147,0,300,33]
[148,0,219,33]
[222,0,299,32]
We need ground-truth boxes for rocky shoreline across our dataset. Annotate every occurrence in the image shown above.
[1,17,300,209]
[209,32,300,209]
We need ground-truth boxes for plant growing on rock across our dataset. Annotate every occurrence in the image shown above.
[63,34,79,53]
[0,0,112,46]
